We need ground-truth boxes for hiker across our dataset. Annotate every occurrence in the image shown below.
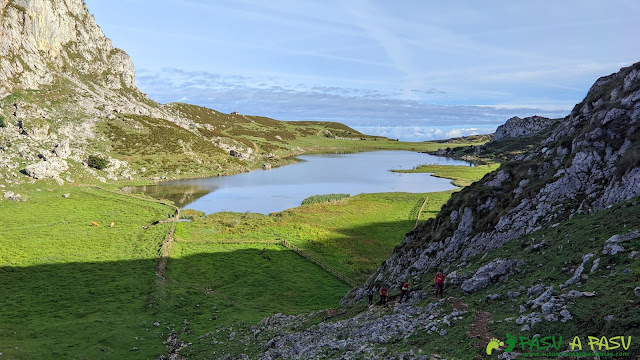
[367,288,374,305]
[434,271,446,299]
[379,286,387,305]
[399,281,409,303]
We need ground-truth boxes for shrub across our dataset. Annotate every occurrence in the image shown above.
[88,155,109,170]
[0,115,6,128]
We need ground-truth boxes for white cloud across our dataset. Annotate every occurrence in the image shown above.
[137,67,572,141]
[355,126,495,141]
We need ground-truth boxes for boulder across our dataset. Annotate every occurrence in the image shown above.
[486,170,511,187]
[3,191,24,201]
[461,259,517,293]
[23,158,69,179]
[527,284,545,298]
[602,231,640,255]
[560,253,594,288]
[507,290,521,298]
[53,139,71,159]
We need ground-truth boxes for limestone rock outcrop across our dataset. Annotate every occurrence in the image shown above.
[492,115,557,141]
[23,157,68,179]
[0,0,136,97]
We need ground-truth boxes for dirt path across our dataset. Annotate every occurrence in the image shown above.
[156,207,180,283]
[469,310,493,345]
[414,196,429,229]
[448,297,493,351]
[90,186,179,283]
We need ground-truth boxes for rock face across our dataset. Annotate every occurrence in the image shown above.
[23,158,68,179]
[53,139,71,159]
[460,259,519,293]
[492,116,556,141]
[0,0,136,97]
[187,298,460,359]
[0,0,211,185]
[343,61,640,304]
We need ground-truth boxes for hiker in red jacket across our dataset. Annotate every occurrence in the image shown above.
[434,271,446,299]
[398,281,409,303]
[379,286,387,305]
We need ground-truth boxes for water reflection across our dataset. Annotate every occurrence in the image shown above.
[125,151,471,214]
[122,184,212,208]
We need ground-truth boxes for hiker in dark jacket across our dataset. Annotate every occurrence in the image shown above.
[367,288,374,305]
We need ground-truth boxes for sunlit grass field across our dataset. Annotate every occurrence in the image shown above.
[392,163,500,187]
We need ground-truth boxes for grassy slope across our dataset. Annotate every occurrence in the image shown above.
[98,102,488,181]
[0,186,172,359]
[395,197,640,358]
[163,242,350,338]
[175,192,445,283]
[0,86,487,186]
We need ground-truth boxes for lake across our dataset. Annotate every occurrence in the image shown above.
[124,151,471,214]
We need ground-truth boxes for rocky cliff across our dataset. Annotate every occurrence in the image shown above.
[0,0,135,96]
[492,115,557,141]
[344,61,640,303]
[0,0,187,186]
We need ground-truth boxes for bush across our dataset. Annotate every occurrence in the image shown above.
[0,115,6,128]
[88,155,109,170]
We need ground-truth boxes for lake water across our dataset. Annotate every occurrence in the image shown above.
[124,151,471,214]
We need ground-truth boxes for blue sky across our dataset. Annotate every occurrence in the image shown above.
[85,0,639,140]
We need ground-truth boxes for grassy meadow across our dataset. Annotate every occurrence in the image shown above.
[174,192,450,284]
[0,186,172,359]
[392,163,500,187]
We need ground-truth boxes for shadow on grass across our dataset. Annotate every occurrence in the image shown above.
[0,248,350,360]
[334,219,416,241]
